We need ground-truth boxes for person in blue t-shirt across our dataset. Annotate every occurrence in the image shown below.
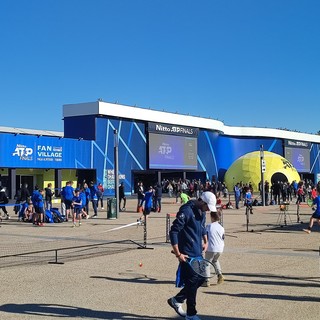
[32,186,45,226]
[139,186,154,221]
[79,188,89,219]
[244,188,253,214]
[61,181,75,222]
[72,189,82,227]
[303,188,320,234]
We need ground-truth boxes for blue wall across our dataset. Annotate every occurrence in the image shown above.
[196,131,283,182]
[95,118,147,195]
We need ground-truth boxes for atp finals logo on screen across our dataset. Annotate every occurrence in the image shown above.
[12,144,33,161]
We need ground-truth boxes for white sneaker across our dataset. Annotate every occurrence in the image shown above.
[167,297,186,317]
[185,315,201,320]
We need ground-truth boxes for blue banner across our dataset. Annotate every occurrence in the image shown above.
[0,134,91,168]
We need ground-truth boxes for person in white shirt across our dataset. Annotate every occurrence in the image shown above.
[203,211,225,286]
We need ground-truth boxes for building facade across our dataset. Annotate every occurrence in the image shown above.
[1,101,319,198]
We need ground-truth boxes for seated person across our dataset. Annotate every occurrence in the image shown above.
[24,203,34,222]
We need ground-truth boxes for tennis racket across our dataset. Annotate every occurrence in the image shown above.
[307,198,314,207]
[186,256,216,278]
[171,251,215,278]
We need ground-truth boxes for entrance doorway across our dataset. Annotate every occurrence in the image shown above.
[76,169,96,187]
[16,175,34,194]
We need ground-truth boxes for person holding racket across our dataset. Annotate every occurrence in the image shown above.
[303,187,320,234]
[167,191,217,320]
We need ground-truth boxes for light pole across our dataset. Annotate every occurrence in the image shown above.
[114,129,119,218]
[260,145,266,206]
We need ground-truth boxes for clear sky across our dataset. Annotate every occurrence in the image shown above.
[1,0,319,134]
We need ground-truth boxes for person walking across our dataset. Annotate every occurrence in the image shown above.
[202,211,225,287]
[303,187,320,234]
[119,182,126,211]
[137,181,144,212]
[0,187,10,220]
[97,183,104,209]
[154,183,162,213]
[167,191,217,320]
[89,181,99,218]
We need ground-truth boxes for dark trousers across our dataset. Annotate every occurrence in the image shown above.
[174,262,204,316]
[155,197,162,212]
[0,206,8,215]
[119,196,126,209]
[91,200,98,215]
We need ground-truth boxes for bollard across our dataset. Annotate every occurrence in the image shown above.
[166,214,171,243]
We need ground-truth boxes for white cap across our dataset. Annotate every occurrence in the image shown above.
[200,191,217,212]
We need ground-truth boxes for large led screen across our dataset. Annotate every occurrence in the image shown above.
[285,147,310,173]
[148,133,198,170]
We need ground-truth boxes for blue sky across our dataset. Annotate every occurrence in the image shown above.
[1,0,319,134]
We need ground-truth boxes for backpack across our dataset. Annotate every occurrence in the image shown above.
[45,209,55,223]
[50,207,64,223]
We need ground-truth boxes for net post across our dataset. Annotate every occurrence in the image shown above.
[246,206,249,232]
[48,249,64,265]
[296,203,300,223]
[137,214,153,250]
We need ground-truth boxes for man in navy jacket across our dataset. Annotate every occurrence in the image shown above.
[168,191,217,320]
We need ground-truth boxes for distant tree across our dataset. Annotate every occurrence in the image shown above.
[317,130,320,135]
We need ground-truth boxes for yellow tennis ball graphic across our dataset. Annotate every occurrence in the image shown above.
[224,151,300,191]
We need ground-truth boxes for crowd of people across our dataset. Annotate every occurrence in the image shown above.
[0,180,105,226]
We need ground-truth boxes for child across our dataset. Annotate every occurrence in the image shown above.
[203,211,225,287]
[22,202,33,222]
[303,188,320,234]
[72,189,82,227]
[79,188,89,219]
[244,188,253,214]
[139,186,154,221]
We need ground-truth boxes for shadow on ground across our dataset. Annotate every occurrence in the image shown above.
[0,303,251,319]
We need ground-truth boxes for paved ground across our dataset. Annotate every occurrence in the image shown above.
[0,196,319,320]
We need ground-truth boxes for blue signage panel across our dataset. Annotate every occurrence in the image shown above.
[0,134,91,168]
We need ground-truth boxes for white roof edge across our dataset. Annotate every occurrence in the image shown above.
[223,126,320,143]
[63,101,225,131]
[0,126,63,138]
[62,101,320,143]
